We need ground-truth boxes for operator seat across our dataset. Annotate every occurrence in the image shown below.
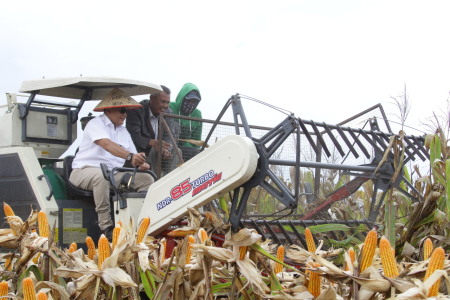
[63,155,94,198]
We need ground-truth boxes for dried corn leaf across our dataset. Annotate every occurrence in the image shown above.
[102,267,137,288]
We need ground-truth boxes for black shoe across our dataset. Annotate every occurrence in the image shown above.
[102,225,114,241]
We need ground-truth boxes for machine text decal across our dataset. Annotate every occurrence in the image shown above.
[156,170,223,211]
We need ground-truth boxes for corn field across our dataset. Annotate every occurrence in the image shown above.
[0,129,450,299]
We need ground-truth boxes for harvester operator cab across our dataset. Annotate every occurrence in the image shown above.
[0,77,163,249]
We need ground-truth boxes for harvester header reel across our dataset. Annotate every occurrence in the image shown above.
[204,94,428,232]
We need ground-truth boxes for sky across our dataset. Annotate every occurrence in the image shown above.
[1,0,449,136]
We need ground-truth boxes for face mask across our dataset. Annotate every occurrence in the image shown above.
[181,99,199,115]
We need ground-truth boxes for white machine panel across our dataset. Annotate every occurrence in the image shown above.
[140,135,259,235]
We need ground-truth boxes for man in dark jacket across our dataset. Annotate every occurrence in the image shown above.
[126,85,180,175]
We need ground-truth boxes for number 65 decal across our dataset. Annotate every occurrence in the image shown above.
[170,179,192,200]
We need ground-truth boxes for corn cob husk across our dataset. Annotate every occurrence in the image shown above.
[423,238,433,260]
[86,236,96,260]
[274,245,285,274]
[185,235,195,264]
[308,263,321,297]
[37,211,49,238]
[424,247,445,297]
[36,292,48,300]
[136,217,150,244]
[0,281,8,296]
[359,230,377,272]
[305,228,316,253]
[3,203,15,217]
[112,226,121,249]
[379,237,399,278]
[22,277,36,300]
[97,234,111,268]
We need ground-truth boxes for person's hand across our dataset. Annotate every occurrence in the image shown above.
[131,152,147,167]
[149,139,169,151]
[162,148,172,159]
[138,162,150,171]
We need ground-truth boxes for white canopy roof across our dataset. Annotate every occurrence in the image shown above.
[19,76,162,100]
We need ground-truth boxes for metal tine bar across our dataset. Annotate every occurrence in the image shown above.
[358,129,385,156]
[402,137,425,161]
[336,126,359,158]
[249,220,266,240]
[262,127,294,158]
[322,123,345,157]
[298,118,320,155]
[288,221,307,248]
[244,219,374,226]
[347,129,371,159]
[259,120,286,145]
[371,131,389,151]
[276,220,294,245]
[380,132,417,161]
[309,121,331,157]
[411,136,429,160]
[263,220,282,245]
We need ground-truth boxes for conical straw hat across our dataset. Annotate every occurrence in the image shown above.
[93,88,142,111]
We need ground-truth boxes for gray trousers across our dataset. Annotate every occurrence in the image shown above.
[70,167,154,230]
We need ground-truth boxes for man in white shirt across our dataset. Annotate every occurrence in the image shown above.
[70,88,154,239]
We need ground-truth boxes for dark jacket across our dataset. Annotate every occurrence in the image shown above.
[126,100,179,155]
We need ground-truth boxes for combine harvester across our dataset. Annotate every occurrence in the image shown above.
[0,77,428,250]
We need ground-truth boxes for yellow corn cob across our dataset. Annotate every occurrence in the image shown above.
[203,212,214,221]
[198,228,208,244]
[379,237,399,278]
[37,211,49,238]
[0,281,8,296]
[359,230,378,272]
[308,263,321,297]
[423,238,433,260]
[167,229,196,237]
[274,245,285,274]
[4,256,12,271]
[304,227,316,253]
[3,203,15,217]
[86,236,96,260]
[239,246,248,260]
[97,234,111,268]
[22,277,36,300]
[424,247,445,297]
[160,240,167,264]
[36,292,48,300]
[185,235,195,264]
[32,253,41,264]
[345,248,356,271]
[112,226,121,249]
[68,242,77,253]
[136,217,150,244]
